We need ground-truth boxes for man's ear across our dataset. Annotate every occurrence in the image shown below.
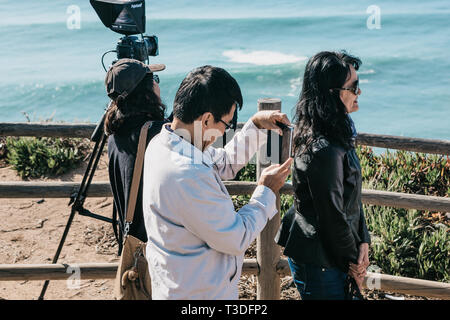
[200,112,214,127]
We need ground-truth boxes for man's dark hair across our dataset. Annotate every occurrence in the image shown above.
[173,65,243,124]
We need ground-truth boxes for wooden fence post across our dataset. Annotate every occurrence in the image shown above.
[256,98,282,300]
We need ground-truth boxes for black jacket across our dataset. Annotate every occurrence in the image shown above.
[107,116,167,243]
[275,137,371,273]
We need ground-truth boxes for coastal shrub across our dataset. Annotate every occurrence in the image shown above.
[233,146,449,282]
[6,137,88,178]
[366,205,449,282]
[357,146,449,282]
[357,146,449,197]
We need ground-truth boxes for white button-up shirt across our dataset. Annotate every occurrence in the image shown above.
[142,119,277,300]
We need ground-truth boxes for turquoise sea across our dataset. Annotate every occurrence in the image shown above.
[0,0,449,140]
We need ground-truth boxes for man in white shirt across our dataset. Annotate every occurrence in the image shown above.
[143,65,292,299]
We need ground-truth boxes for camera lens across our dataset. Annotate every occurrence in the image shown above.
[144,36,159,57]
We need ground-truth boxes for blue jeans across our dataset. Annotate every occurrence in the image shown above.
[288,258,348,300]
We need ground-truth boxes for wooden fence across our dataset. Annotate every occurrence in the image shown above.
[0,98,449,299]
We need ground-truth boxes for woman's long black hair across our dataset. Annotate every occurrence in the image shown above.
[104,73,166,135]
[293,51,361,154]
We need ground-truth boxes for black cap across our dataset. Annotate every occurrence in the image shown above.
[105,58,165,99]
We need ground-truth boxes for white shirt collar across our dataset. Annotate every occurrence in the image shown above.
[160,124,214,167]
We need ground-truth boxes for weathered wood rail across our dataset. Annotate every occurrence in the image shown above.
[0,98,449,300]
[0,260,449,299]
[1,123,450,155]
[1,181,450,212]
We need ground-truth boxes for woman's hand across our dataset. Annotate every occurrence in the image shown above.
[251,111,291,136]
[348,270,365,292]
[349,243,370,274]
[348,243,370,291]
[357,242,370,269]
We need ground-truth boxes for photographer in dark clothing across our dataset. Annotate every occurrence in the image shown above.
[276,51,371,300]
[104,58,168,253]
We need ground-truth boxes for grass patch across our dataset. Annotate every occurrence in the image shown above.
[357,146,449,282]
[5,137,90,179]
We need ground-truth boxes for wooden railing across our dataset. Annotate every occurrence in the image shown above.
[2,122,449,155]
[0,98,449,300]
[1,182,449,212]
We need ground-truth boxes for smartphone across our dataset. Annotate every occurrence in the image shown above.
[274,121,295,163]
[287,125,294,158]
[283,124,295,160]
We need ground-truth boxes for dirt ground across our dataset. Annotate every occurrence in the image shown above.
[0,152,119,300]
[0,152,437,300]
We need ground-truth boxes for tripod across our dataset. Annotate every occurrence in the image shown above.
[38,108,113,300]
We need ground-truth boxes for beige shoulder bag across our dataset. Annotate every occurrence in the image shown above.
[114,121,152,300]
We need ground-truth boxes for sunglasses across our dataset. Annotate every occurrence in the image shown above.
[333,79,359,95]
[153,74,160,84]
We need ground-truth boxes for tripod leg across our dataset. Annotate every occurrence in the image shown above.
[38,132,107,300]
[38,207,77,300]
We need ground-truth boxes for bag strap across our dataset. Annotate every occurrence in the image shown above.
[124,121,153,237]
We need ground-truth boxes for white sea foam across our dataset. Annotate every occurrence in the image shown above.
[359,69,376,75]
[288,76,302,97]
[223,50,307,66]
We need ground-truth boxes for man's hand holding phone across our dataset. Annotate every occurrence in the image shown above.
[251,110,290,136]
[258,157,293,194]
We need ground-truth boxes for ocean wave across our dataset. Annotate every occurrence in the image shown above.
[288,77,302,97]
[359,69,376,75]
[223,50,307,66]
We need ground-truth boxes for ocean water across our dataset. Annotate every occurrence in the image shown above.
[0,0,449,140]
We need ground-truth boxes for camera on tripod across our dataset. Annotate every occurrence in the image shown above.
[91,0,159,64]
[39,0,164,300]
[116,35,158,61]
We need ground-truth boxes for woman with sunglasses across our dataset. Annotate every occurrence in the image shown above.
[104,58,168,254]
[276,51,371,300]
